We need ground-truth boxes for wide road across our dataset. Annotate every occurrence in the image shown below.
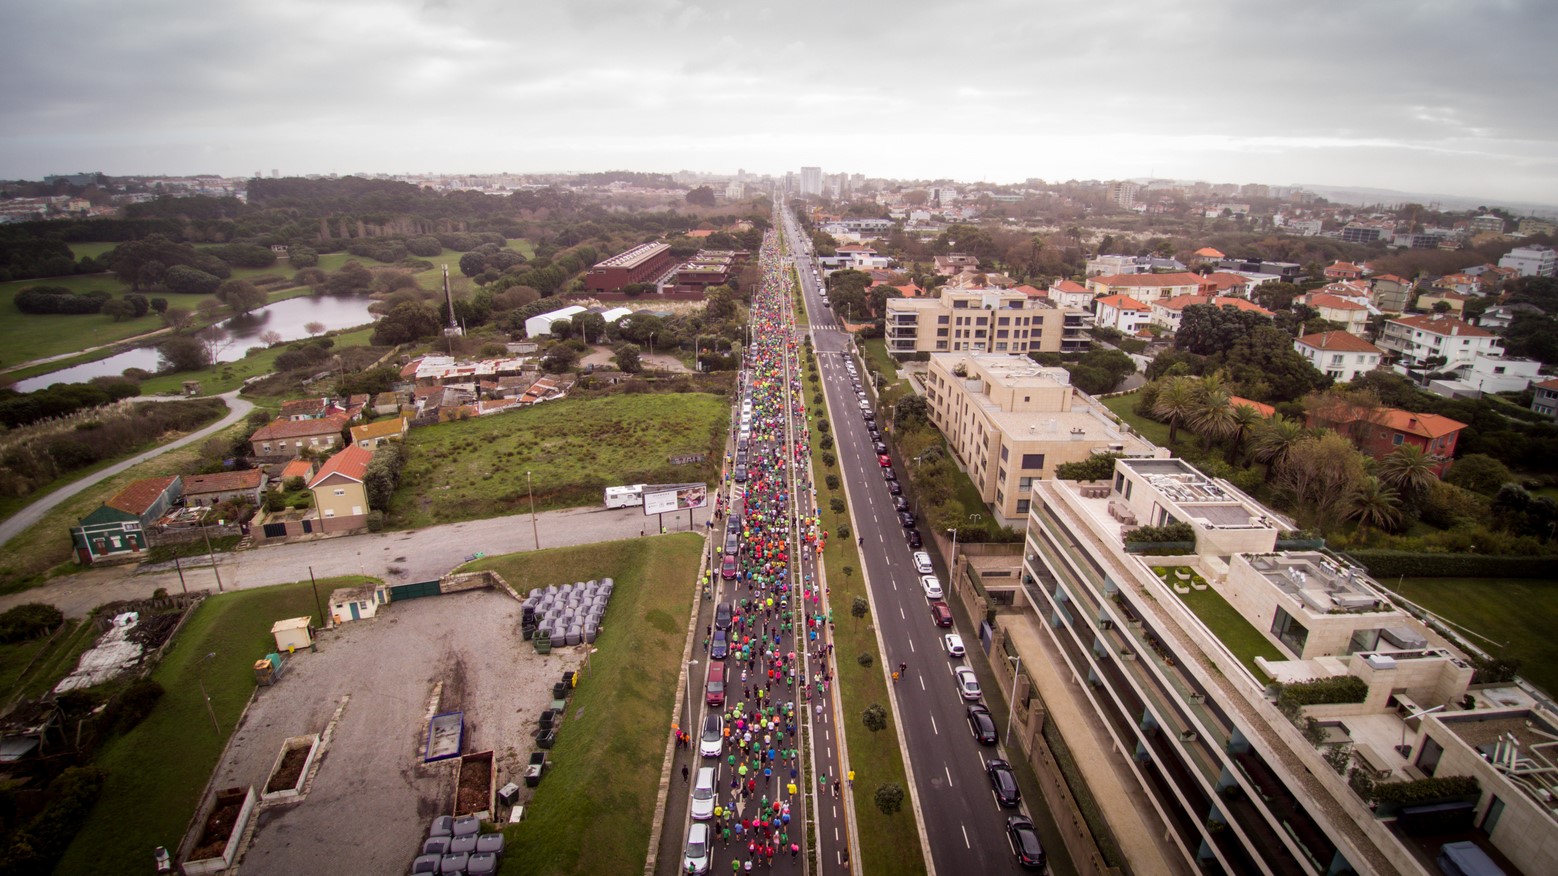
[784,207,1075,876]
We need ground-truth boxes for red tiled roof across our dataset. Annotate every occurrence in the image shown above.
[1093,272,1205,288]
[1193,247,1224,258]
[251,414,348,442]
[685,229,714,238]
[1535,377,1558,391]
[1387,314,1493,338]
[1306,293,1368,311]
[1051,279,1089,294]
[1200,272,1249,291]
[280,398,327,418]
[1229,396,1275,417]
[1378,410,1467,439]
[1155,294,1209,312]
[1373,274,1409,284]
[1013,284,1045,298]
[1296,331,1381,354]
[280,460,315,481]
[308,445,373,489]
[105,476,179,516]
[183,469,263,495]
[1096,294,1150,312]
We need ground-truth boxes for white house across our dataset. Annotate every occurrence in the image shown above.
[1294,331,1382,383]
[1300,292,1372,335]
[1377,314,1502,371]
[1093,294,1152,334]
[1426,353,1544,398]
[1046,279,1094,311]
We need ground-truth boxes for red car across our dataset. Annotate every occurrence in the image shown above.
[878,454,892,467]
[721,554,737,580]
[930,601,953,627]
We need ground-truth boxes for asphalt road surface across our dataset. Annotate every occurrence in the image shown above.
[784,207,1076,876]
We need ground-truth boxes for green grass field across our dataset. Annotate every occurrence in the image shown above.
[1102,391,1172,447]
[66,242,118,261]
[390,393,729,528]
[1162,569,1281,683]
[0,416,245,593]
[1392,577,1558,697]
[55,578,364,876]
[802,346,927,876]
[476,535,702,876]
[0,618,99,703]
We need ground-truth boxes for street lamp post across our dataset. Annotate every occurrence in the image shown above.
[1397,704,1446,756]
[197,651,221,735]
[201,512,224,592]
[685,659,700,746]
[948,528,959,588]
[527,471,540,549]
[648,332,657,359]
[1005,654,1022,748]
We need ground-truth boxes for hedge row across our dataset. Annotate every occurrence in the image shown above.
[1370,775,1479,807]
[1346,550,1557,580]
[1277,676,1368,715]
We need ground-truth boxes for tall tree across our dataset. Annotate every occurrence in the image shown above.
[1376,444,1438,504]
[1151,376,1199,445]
[1275,432,1368,531]
[1249,414,1310,475]
[1349,476,1402,538]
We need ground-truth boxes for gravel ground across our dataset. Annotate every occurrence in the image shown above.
[208,587,587,876]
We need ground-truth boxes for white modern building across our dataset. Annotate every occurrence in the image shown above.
[524,305,588,338]
[1094,294,1152,334]
[1377,314,1502,371]
[1498,244,1556,278]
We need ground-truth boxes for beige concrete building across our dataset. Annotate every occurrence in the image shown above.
[885,286,1087,358]
[923,353,1155,526]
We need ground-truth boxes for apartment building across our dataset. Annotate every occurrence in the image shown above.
[1016,457,1554,876]
[1377,315,1501,371]
[922,353,1153,525]
[884,286,1088,357]
[583,242,675,293]
[1498,244,1556,278]
[1087,271,1205,302]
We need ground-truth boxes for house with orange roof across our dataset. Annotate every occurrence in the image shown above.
[1432,274,1481,297]
[1294,331,1382,382]
[1095,294,1152,334]
[1377,314,1500,370]
[183,469,268,508]
[1323,261,1364,280]
[1046,279,1093,311]
[249,414,349,461]
[1299,292,1372,334]
[1199,272,1254,296]
[1532,377,1558,419]
[1192,246,1225,259]
[1306,406,1466,477]
[1086,272,1205,303]
[1149,295,1272,332]
[70,476,183,564]
[308,445,374,533]
[350,416,410,450]
[1416,288,1472,315]
[279,459,316,485]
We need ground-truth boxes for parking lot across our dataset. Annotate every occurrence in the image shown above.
[205,587,585,876]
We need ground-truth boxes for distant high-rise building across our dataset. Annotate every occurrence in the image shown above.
[1108,181,1141,209]
[800,166,822,197]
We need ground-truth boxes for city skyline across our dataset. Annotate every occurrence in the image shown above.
[3,1,1556,205]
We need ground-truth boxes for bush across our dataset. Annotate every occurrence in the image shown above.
[163,264,222,294]
[104,678,164,736]
[1054,452,1123,481]
[0,766,106,875]
[820,435,833,450]
[874,782,905,816]
[1123,521,1196,544]
[836,524,850,539]
[830,497,845,514]
[1346,550,1555,579]
[1369,775,1479,807]
[1276,676,1368,718]
[822,451,835,468]
[857,652,874,668]
[0,603,63,642]
[825,474,840,491]
[366,510,385,532]
[862,703,887,731]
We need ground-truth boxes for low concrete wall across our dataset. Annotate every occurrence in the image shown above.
[183,785,257,875]
[261,734,321,802]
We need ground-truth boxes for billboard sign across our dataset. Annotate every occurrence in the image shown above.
[643,483,708,515]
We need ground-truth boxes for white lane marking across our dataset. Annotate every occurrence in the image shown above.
[908,639,915,652]
[961,823,971,848]
[945,764,954,786]
[918,676,926,691]
[898,605,905,619]
[930,714,938,735]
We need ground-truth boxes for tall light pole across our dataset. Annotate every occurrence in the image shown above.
[527,471,540,550]
[648,332,657,359]
[948,528,959,588]
[1005,654,1022,747]
[201,512,224,592]
[686,658,699,743]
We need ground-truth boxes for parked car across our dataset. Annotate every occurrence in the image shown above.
[684,823,711,874]
[714,601,733,631]
[987,758,1021,807]
[868,426,881,441]
[705,663,726,707]
[874,441,889,454]
[943,633,965,657]
[691,767,717,820]
[878,454,893,468]
[882,466,896,481]
[955,666,982,700]
[721,555,737,581]
[887,480,903,496]
[700,713,723,756]
[967,704,997,745]
[893,495,910,512]
[920,575,943,600]
[898,511,916,528]
[710,629,730,660]
[906,529,922,548]
[912,551,934,574]
[930,601,953,627]
[1006,816,1046,870]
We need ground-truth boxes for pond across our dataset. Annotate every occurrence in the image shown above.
[13,295,380,392]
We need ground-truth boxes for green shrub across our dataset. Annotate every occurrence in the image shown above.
[1054,452,1123,481]
[1123,522,1196,544]
[1347,550,1555,579]
[830,498,845,514]
[1276,676,1368,718]
[0,603,63,642]
[1369,775,1479,807]
[366,510,385,532]
[825,474,840,491]
[0,766,106,874]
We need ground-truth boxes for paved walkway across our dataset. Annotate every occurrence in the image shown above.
[0,390,255,549]
[0,503,713,619]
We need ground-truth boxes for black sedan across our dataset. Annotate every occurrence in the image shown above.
[710,629,730,660]
[967,705,997,745]
[987,758,1021,808]
[892,495,910,512]
[882,466,896,482]
[898,511,915,528]
[1006,816,1046,870]
[906,529,922,548]
[887,481,903,496]
[874,441,888,454]
[714,602,733,631]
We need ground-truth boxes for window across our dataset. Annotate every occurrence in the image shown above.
[324,509,336,518]
[1016,499,1030,514]
[1416,736,1444,776]
[1270,607,1310,655]
[1392,434,1404,445]
[1001,445,1009,461]
[1020,453,1045,469]
[334,488,346,496]
[1018,476,1033,492]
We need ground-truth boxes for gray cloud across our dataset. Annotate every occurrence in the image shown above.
[1,0,1554,202]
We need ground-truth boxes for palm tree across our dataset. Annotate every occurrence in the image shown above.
[1225,403,1263,465]
[1189,376,1236,451]
[1249,414,1308,475]
[1348,476,1402,539]
[1377,444,1438,503]
[1152,377,1199,445]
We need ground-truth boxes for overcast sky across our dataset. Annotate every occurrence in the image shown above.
[3,0,1555,205]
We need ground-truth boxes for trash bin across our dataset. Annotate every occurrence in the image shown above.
[552,682,568,700]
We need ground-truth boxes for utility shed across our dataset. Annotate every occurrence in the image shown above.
[271,617,314,652]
